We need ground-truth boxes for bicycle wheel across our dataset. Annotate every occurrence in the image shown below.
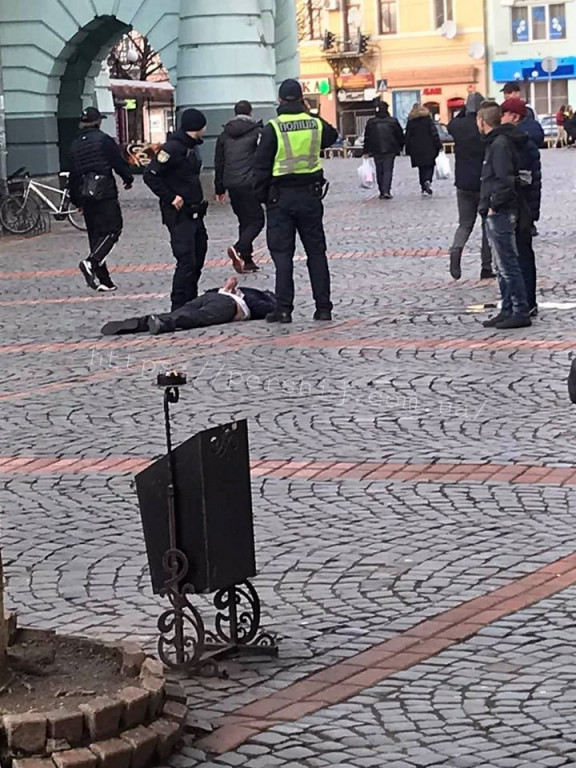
[64,199,86,231]
[0,195,42,235]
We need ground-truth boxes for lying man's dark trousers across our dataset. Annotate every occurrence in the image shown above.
[101,285,276,335]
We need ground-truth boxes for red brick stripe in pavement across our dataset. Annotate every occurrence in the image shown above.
[196,552,576,754]
[1,457,576,486]
[0,248,445,281]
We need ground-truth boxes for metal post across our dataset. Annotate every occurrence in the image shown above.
[548,73,552,116]
[0,36,8,183]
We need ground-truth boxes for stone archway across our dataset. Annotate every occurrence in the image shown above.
[0,0,298,175]
[56,16,131,169]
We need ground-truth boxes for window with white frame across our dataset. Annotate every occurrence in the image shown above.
[434,0,453,28]
[511,3,566,43]
[379,0,398,34]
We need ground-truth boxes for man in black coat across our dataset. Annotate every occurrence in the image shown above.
[144,108,208,311]
[100,277,277,335]
[68,107,134,292]
[362,102,404,199]
[501,99,542,317]
[215,101,264,273]
[447,93,494,281]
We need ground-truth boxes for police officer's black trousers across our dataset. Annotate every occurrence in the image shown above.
[83,199,123,285]
[228,187,265,261]
[163,208,208,311]
[266,187,332,315]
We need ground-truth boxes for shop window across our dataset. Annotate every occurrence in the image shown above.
[511,3,566,42]
[379,1,397,34]
[434,0,453,28]
[532,78,569,116]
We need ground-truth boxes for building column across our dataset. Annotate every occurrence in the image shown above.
[273,0,299,84]
[177,0,278,164]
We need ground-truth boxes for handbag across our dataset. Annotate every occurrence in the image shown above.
[80,172,109,202]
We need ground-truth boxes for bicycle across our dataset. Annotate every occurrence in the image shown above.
[0,168,86,235]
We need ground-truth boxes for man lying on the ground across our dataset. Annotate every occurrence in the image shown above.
[101,277,276,335]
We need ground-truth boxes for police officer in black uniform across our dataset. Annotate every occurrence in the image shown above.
[68,107,134,292]
[253,79,338,323]
[144,109,209,311]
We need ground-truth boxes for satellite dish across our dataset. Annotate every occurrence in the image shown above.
[469,41,486,60]
[440,20,457,39]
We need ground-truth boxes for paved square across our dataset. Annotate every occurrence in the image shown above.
[1,152,576,766]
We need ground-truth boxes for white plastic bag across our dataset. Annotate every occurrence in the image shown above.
[357,158,376,189]
[435,151,451,181]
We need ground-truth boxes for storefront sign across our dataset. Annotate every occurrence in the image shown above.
[337,89,366,102]
[301,78,332,96]
[336,72,375,90]
[423,87,442,96]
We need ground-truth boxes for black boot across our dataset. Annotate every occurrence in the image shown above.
[266,310,292,324]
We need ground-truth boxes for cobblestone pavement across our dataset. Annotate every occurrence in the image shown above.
[2,151,576,766]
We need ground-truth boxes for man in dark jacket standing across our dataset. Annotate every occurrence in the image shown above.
[215,100,264,273]
[477,103,530,330]
[68,107,134,292]
[362,102,404,199]
[253,79,338,323]
[447,93,494,281]
[144,108,208,311]
[501,99,542,317]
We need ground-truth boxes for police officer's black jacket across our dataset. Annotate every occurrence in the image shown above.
[252,101,338,203]
[143,129,204,208]
[68,127,134,207]
[214,116,262,195]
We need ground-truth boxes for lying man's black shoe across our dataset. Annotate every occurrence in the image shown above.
[101,318,142,336]
[568,359,576,404]
[266,310,292,324]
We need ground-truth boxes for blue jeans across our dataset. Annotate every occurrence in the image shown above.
[485,212,528,316]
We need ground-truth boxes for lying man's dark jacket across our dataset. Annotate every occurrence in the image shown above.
[204,287,276,319]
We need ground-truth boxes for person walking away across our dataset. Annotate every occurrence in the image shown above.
[214,100,264,273]
[404,104,442,196]
[362,101,404,199]
[144,109,208,311]
[501,99,542,318]
[447,93,494,280]
[477,103,531,330]
[253,79,338,323]
[68,107,134,292]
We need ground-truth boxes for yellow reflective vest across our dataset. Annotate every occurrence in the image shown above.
[270,113,323,177]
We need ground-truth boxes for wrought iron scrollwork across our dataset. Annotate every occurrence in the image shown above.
[207,581,277,649]
[209,422,239,459]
